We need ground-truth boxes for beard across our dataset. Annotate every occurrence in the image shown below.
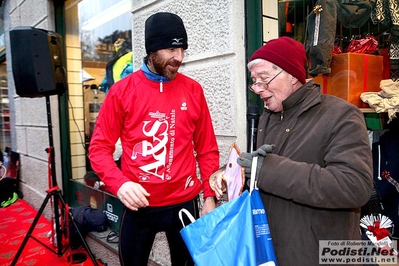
[150,52,182,80]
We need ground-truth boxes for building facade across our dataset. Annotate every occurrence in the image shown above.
[4,0,386,265]
[2,0,278,264]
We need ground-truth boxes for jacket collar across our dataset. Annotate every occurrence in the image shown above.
[263,80,322,118]
[140,61,171,83]
[296,80,323,115]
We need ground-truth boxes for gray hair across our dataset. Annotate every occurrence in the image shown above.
[247,58,280,71]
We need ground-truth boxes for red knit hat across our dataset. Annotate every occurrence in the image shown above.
[250,37,307,84]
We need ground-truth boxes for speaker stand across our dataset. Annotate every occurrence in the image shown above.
[11,95,98,266]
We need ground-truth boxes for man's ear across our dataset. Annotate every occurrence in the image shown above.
[291,76,299,85]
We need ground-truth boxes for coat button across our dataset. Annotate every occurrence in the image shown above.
[286,128,290,132]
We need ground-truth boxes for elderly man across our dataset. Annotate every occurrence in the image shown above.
[214,36,373,265]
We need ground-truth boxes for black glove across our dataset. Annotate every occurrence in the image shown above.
[237,144,275,185]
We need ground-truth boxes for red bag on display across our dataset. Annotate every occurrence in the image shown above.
[345,36,378,54]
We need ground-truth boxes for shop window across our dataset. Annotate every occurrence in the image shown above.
[0,62,10,150]
[278,0,310,42]
[0,3,10,151]
[263,1,390,50]
[65,0,132,181]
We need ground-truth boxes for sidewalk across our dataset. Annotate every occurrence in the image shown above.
[0,199,171,266]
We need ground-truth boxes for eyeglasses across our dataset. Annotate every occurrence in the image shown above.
[248,69,284,92]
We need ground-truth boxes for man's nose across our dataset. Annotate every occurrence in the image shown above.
[173,48,185,61]
[252,85,265,95]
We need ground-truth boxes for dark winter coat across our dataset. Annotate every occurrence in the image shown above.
[257,80,373,266]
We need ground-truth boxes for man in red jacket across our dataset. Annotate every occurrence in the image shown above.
[89,12,219,266]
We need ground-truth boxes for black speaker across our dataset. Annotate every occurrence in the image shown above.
[10,26,67,98]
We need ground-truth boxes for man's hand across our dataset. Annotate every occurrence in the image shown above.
[117,181,150,211]
[212,169,226,201]
[237,144,275,181]
[201,196,216,216]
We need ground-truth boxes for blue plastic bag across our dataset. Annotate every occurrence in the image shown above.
[251,189,278,266]
[179,189,278,266]
[180,190,257,266]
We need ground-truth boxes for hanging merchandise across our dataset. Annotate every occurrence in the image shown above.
[337,0,374,28]
[371,123,399,238]
[307,0,374,76]
[371,0,399,80]
[99,38,133,94]
[307,3,332,76]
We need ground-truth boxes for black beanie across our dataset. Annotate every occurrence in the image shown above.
[145,12,188,54]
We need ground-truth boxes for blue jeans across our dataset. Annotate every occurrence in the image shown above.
[118,197,199,266]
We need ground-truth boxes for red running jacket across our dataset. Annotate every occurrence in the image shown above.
[89,70,219,206]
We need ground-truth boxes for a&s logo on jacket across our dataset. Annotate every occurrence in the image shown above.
[131,110,175,182]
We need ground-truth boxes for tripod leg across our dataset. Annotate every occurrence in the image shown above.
[11,193,52,266]
[52,190,63,255]
[57,192,99,266]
